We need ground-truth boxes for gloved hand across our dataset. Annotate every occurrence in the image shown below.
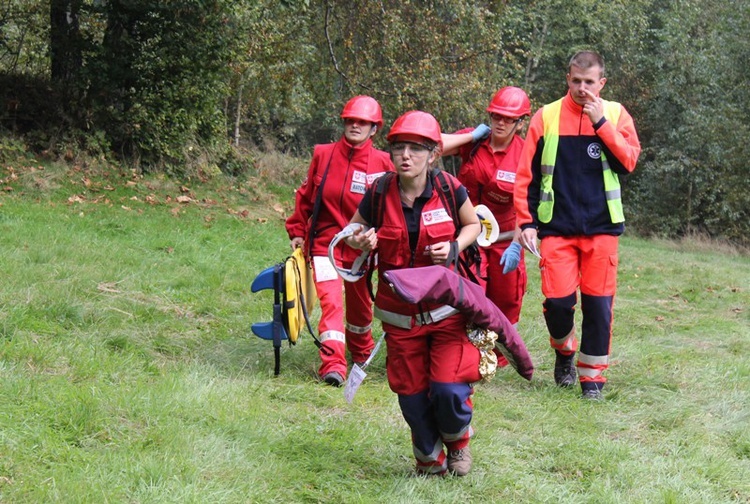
[471,123,491,142]
[499,241,522,274]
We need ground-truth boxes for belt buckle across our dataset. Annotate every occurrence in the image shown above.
[414,311,433,326]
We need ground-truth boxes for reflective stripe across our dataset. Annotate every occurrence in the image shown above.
[416,462,447,475]
[374,305,460,329]
[602,152,625,223]
[441,425,473,442]
[578,352,608,379]
[538,101,562,223]
[319,330,346,343]
[605,188,621,200]
[577,367,602,378]
[539,98,624,224]
[414,439,445,464]
[346,322,371,334]
[578,352,609,366]
[549,329,577,353]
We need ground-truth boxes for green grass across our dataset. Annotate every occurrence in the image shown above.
[1,160,749,503]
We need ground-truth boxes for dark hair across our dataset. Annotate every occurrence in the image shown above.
[568,50,605,78]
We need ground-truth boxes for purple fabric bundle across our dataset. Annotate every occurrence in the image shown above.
[382,265,534,381]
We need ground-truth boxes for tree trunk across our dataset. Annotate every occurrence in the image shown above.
[50,0,82,82]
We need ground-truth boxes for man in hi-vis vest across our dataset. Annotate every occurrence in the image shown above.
[514,50,641,400]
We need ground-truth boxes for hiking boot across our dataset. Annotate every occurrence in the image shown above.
[322,371,344,387]
[582,389,604,401]
[447,446,472,476]
[554,351,576,387]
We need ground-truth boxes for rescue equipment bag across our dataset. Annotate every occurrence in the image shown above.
[251,247,332,375]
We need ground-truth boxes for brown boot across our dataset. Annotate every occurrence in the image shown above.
[447,446,472,476]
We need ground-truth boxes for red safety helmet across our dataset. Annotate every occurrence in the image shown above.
[386,111,442,149]
[486,86,531,117]
[340,95,383,128]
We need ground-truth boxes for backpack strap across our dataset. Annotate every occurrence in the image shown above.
[307,153,334,259]
[433,169,460,233]
[371,171,396,229]
[366,172,397,298]
[432,170,483,284]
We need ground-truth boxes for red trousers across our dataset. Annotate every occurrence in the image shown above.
[383,314,481,473]
[480,241,527,325]
[539,235,619,388]
[312,256,373,379]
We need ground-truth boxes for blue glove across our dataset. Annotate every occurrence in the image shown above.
[499,241,522,274]
[471,123,491,142]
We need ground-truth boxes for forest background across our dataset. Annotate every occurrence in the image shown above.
[1,0,749,246]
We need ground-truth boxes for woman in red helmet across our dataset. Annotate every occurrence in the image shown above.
[345,111,482,477]
[443,87,532,332]
[286,96,394,386]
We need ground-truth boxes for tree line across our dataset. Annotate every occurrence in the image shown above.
[1,0,748,245]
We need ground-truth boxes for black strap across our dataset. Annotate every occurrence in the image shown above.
[307,154,334,259]
[433,170,483,284]
[365,172,396,299]
[433,170,460,230]
[272,264,283,375]
[446,240,460,271]
[469,139,483,160]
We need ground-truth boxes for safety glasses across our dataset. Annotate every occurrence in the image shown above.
[490,113,522,125]
[390,141,432,156]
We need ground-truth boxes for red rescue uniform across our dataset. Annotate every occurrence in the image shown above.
[358,172,481,475]
[456,131,527,324]
[286,136,393,379]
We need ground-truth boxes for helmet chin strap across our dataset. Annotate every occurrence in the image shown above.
[509,120,522,136]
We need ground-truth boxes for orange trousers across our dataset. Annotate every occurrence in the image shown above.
[538,235,619,389]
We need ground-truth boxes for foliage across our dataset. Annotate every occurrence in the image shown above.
[626,0,750,245]
[81,0,237,172]
[0,0,49,75]
[0,0,748,242]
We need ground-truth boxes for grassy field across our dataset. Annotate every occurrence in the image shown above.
[1,159,749,503]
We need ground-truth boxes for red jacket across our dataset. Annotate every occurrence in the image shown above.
[515,92,641,237]
[456,132,525,231]
[369,175,458,315]
[286,137,393,260]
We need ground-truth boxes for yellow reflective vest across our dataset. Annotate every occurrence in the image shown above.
[538,98,625,224]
